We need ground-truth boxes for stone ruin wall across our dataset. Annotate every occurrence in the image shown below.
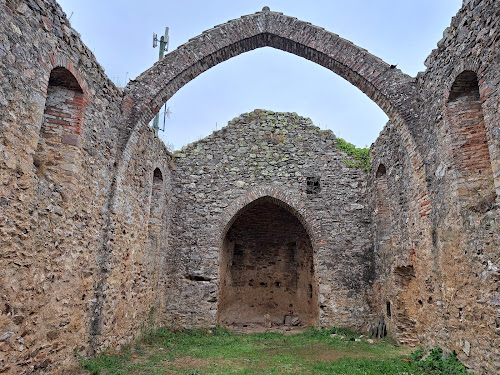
[368,121,418,345]
[0,0,119,372]
[166,110,374,330]
[370,1,500,373]
[92,131,172,352]
[0,0,172,373]
[420,1,499,372]
[420,1,500,372]
[0,0,498,373]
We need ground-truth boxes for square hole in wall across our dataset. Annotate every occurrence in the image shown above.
[306,177,321,194]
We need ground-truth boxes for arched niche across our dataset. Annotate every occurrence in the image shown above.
[375,164,391,228]
[34,67,86,191]
[446,70,495,207]
[149,167,164,232]
[374,164,391,248]
[218,196,318,329]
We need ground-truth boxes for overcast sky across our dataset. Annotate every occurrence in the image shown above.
[57,0,462,150]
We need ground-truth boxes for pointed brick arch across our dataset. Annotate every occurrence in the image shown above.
[217,186,323,250]
[118,8,422,181]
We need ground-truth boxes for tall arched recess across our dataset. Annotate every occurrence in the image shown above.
[35,67,86,191]
[118,7,423,180]
[445,70,496,206]
[218,196,318,328]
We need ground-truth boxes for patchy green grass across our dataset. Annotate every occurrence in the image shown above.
[80,327,471,375]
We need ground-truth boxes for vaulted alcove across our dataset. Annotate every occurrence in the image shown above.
[374,164,392,274]
[34,67,86,191]
[218,197,317,328]
[149,167,164,233]
[446,70,495,208]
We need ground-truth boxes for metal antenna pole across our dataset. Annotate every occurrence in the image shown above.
[152,27,169,136]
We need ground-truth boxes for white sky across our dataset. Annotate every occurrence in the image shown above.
[57,0,462,150]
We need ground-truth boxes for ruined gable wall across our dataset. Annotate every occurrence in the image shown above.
[167,110,375,331]
[371,1,500,373]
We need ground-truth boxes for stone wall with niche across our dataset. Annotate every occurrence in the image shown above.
[0,0,123,372]
[167,110,374,331]
[0,1,172,373]
[413,1,499,373]
[368,2,500,372]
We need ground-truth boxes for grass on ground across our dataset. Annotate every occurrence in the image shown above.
[80,327,471,375]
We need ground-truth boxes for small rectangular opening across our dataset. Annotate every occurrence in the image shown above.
[306,177,321,194]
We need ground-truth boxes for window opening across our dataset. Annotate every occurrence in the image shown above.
[306,177,321,194]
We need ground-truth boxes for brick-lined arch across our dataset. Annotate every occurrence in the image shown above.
[35,53,90,174]
[443,62,500,197]
[444,70,496,207]
[119,8,422,180]
[40,53,89,96]
[216,186,323,249]
[34,63,88,192]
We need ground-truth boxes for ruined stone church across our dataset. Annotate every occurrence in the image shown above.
[0,0,498,373]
